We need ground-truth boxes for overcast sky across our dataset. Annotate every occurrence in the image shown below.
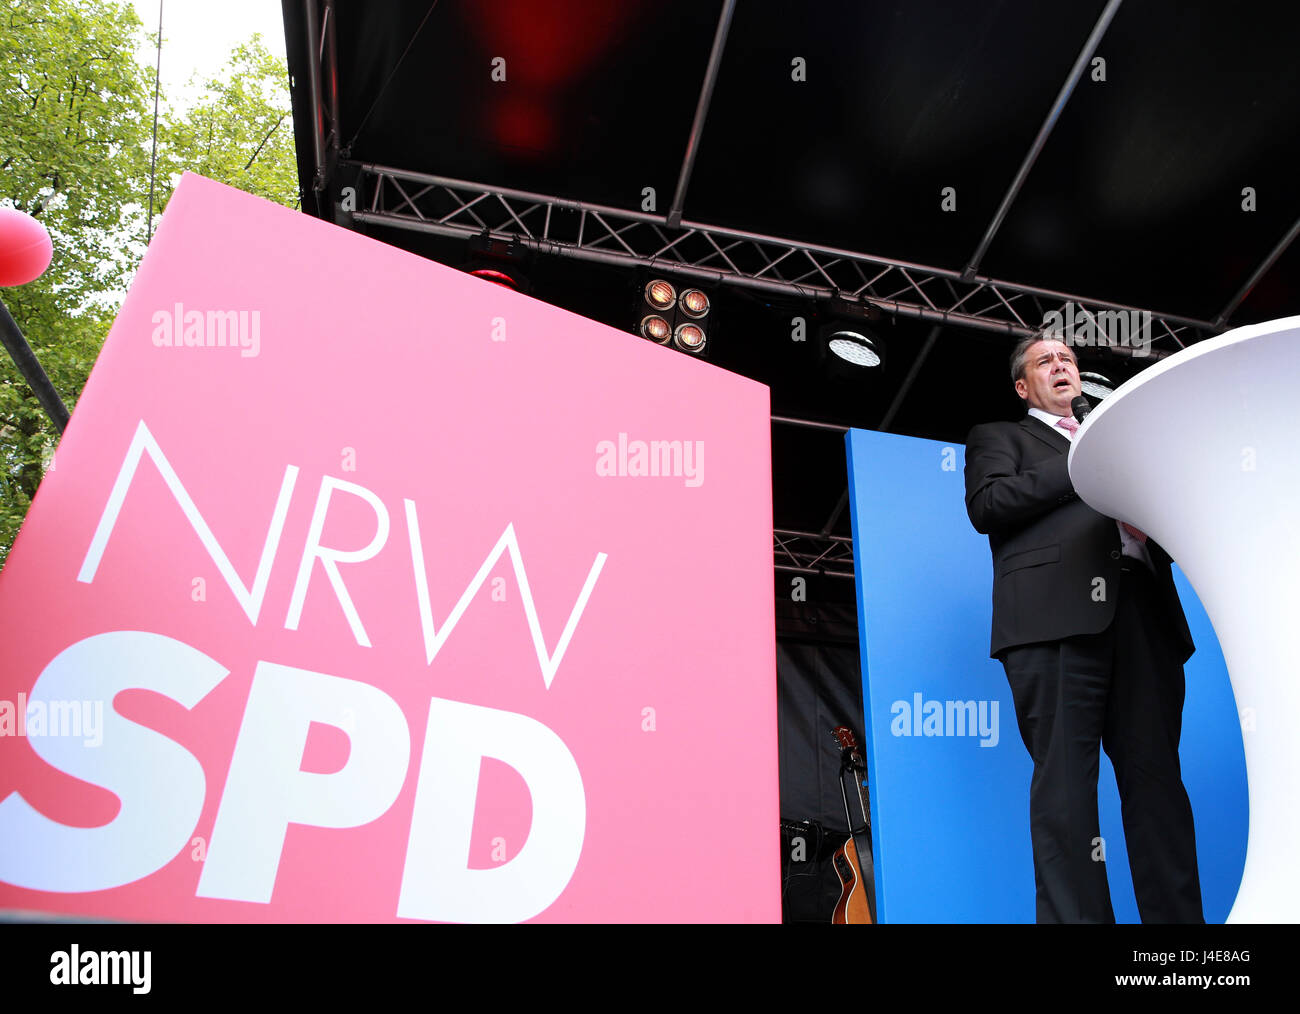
[129,0,287,104]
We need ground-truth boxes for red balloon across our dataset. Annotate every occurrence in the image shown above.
[0,207,54,287]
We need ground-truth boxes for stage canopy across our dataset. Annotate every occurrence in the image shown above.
[280,0,1300,557]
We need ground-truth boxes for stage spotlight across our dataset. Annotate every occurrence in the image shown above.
[469,267,520,291]
[673,322,706,352]
[633,275,713,356]
[826,328,883,368]
[816,315,887,384]
[679,288,709,319]
[645,279,677,311]
[1079,371,1115,399]
[462,232,532,294]
[640,315,672,343]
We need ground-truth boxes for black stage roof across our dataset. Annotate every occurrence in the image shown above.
[281,0,1300,557]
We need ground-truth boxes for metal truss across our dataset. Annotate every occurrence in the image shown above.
[347,162,1221,350]
[302,0,341,197]
[293,0,1300,594]
[774,529,856,579]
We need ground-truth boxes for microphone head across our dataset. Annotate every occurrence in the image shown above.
[1071,395,1092,424]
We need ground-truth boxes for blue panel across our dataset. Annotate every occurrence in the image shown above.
[845,428,1247,923]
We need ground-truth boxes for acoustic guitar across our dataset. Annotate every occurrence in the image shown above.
[830,725,874,924]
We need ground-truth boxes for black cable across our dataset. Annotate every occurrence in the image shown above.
[242,112,288,174]
[344,0,441,153]
[146,0,164,242]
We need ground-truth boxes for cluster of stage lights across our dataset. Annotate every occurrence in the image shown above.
[639,279,710,354]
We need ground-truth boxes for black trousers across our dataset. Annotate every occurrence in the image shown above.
[1000,562,1205,924]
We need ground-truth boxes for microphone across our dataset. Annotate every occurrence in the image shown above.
[1071,395,1092,425]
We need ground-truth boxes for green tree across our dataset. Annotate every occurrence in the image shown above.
[155,35,299,212]
[1,0,153,565]
[0,1,298,569]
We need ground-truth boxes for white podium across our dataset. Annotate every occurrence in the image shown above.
[1069,315,1300,923]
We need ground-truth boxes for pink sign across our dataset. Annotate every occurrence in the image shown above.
[0,174,778,922]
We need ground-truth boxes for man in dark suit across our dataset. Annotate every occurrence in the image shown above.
[963,334,1204,924]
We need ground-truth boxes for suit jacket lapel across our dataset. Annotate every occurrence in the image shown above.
[1020,415,1070,453]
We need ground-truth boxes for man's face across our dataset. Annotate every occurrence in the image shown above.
[1015,340,1080,416]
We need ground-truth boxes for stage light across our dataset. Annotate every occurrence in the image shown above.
[1079,371,1115,399]
[462,232,532,294]
[673,322,706,352]
[640,315,672,343]
[470,268,520,290]
[634,276,712,356]
[816,313,887,384]
[645,279,677,311]
[680,288,709,319]
[827,328,883,368]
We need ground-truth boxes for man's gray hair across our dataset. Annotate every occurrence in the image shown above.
[1010,329,1071,383]
[1010,334,1041,383]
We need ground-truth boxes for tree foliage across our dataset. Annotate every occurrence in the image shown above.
[155,36,299,212]
[0,0,298,568]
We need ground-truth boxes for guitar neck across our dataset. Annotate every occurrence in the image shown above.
[845,749,870,835]
[853,771,870,836]
[831,726,871,836]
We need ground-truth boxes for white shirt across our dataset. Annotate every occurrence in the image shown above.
[1026,407,1153,570]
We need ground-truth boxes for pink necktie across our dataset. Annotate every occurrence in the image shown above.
[1056,415,1147,542]
[1120,521,1148,543]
